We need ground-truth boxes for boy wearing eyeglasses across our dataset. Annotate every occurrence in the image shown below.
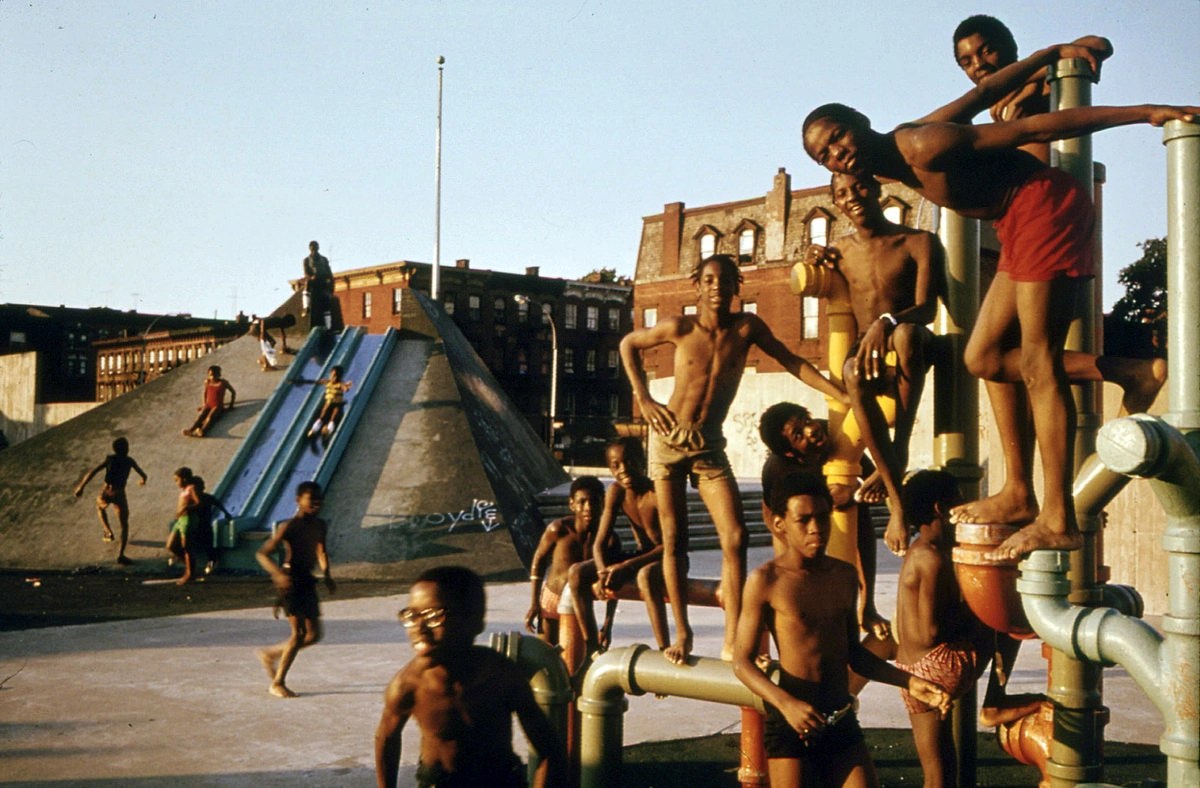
[255,480,336,698]
[376,565,565,788]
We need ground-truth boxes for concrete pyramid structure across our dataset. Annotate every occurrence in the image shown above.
[0,290,565,581]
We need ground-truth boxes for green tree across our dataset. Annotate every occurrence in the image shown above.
[1107,238,1166,358]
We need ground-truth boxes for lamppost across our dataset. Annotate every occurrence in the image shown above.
[139,312,190,385]
[514,294,557,450]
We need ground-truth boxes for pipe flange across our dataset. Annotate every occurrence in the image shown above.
[1162,118,1200,145]
[1096,415,1165,476]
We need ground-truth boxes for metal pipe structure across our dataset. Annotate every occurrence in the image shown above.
[1020,415,1200,787]
[577,644,769,788]
[934,208,982,788]
[1018,119,1200,788]
[488,631,574,784]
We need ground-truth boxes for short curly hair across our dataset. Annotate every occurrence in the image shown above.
[952,15,1018,66]
[758,402,811,456]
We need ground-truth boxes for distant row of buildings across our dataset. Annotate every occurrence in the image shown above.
[2,166,953,464]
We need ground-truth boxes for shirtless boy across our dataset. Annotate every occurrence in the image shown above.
[525,476,610,646]
[817,171,945,555]
[570,437,667,654]
[929,23,1167,533]
[165,466,201,585]
[376,565,565,788]
[256,480,336,698]
[733,473,949,787]
[185,365,236,437]
[802,89,1196,560]
[73,436,147,565]
[894,470,989,787]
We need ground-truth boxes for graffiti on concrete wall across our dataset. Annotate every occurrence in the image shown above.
[382,498,501,533]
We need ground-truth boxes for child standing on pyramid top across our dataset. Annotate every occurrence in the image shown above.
[621,253,849,664]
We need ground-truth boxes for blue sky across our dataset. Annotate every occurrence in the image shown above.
[2,1,1197,320]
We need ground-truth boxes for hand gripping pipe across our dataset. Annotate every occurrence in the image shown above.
[1018,415,1200,787]
[577,643,771,788]
[488,632,573,783]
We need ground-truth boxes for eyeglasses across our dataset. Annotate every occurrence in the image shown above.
[398,607,448,629]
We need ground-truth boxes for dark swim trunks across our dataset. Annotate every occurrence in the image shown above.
[416,754,526,787]
[281,574,320,620]
[763,704,864,763]
[994,166,1095,282]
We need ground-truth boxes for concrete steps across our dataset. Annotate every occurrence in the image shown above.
[534,482,888,552]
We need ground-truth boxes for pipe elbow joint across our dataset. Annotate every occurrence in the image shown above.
[580,644,649,713]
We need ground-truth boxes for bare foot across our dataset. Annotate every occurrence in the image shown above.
[980,694,1045,727]
[720,642,735,662]
[268,682,296,698]
[985,520,1083,561]
[102,530,115,542]
[663,629,693,666]
[950,490,1038,526]
[116,555,133,566]
[175,573,193,586]
[854,471,887,504]
[1119,358,1167,415]
[257,649,279,680]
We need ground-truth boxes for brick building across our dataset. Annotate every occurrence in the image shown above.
[323,259,633,466]
[632,167,939,474]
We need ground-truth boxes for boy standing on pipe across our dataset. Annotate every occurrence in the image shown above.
[801,90,1196,561]
[733,472,949,787]
[931,20,1168,533]
[621,254,848,664]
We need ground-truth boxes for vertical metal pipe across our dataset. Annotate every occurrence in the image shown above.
[935,207,981,788]
[1163,120,1200,432]
[1045,57,1106,788]
[432,56,444,301]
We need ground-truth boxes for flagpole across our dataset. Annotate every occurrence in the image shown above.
[432,55,445,301]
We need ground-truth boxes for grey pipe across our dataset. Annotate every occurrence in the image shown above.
[1164,120,1200,431]
[578,644,769,788]
[1021,415,1200,787]
[488,631,573,783]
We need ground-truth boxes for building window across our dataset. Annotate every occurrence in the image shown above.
[683,305,697,316]
[803,296,820,339]
[393,288,403,314]
[739,228,755,263]
[517,349,528,375]
[586,306,599,331]
[362,292,373,319]
[468,295,481,321]
[564,391,577,417]
[517,298,529,323]
[443,292,456,315]
[10,331,26,344]
[586,349,596,373]
[607,307,620,331]
[609,393,620,418]
[809,215,829,247]
[742,300,757,314]
[607,349,619,372]
[564,303,578,330]
[563,348,575,374]
[700,232,716,260]
[642,307,657,328]
[494,297,506,323]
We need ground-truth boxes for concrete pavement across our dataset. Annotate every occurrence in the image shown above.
[0,547,1166,786]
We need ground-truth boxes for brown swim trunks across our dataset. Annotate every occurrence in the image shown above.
[647,422,733,483]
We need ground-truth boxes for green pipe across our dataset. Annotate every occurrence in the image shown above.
[578,644,769,788]
[1163,120,1200,432]
[935,207,981,788]
[1044,56,1105,788]
[1025,414,1200,787]
[488,631,573,784]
